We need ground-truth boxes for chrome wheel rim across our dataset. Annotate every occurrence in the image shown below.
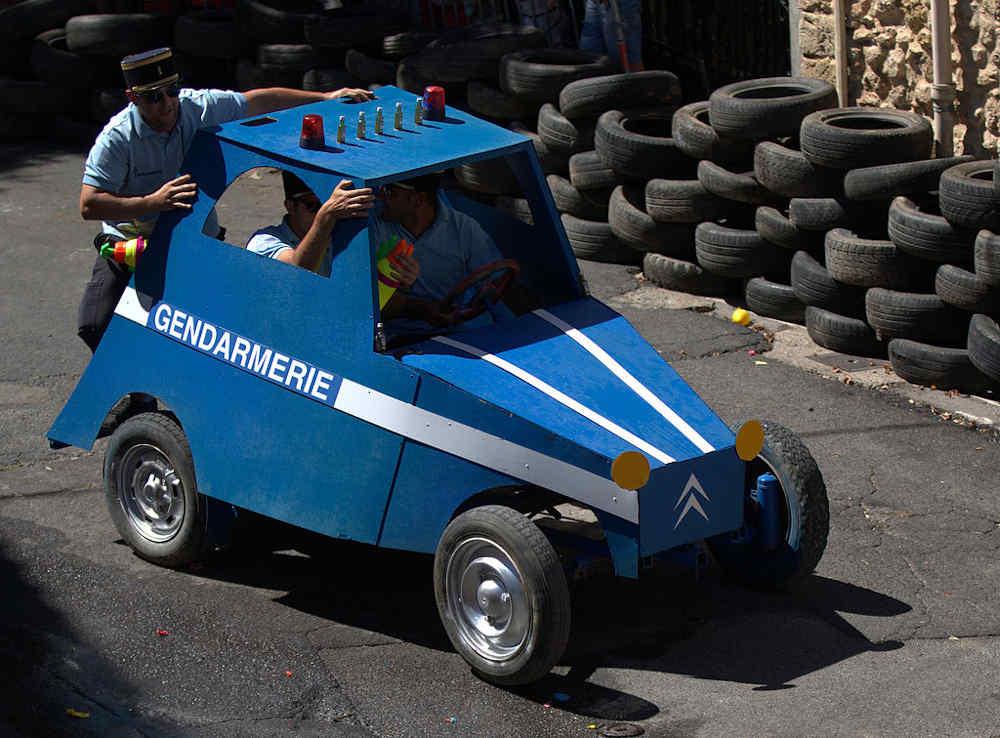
[446,537,531,662]
[117,443,185,543]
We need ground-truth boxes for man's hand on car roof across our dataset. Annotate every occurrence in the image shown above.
[327,88,376,103]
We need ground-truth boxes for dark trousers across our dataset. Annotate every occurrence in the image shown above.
[77,253,132,353]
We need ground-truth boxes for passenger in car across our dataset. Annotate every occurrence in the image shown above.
[246,171,398,277]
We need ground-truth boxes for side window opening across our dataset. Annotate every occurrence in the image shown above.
[211,166,287,250]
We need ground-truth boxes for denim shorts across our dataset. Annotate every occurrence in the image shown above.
[578,0,643,65]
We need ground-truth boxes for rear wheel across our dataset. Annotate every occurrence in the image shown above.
[104,412,209,568]
[708,422,829,589]
[434,505,570,686]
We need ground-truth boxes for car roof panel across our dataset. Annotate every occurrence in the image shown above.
[214,85,530,185]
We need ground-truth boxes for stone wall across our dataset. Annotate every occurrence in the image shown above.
[798,0,1000,157]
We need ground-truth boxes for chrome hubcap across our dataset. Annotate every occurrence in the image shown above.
[117,443,185,543]
[446,537,530,662]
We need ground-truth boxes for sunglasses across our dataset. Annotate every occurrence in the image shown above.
[292,194,321,213]
[135,84,180,104]
[375,182,416,198]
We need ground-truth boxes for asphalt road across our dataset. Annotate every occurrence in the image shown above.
[1,142,998,738]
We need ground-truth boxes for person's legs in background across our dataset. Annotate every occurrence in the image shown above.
[579,0,644,71]
[578,0,608,55]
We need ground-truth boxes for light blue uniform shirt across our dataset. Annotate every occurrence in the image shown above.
[82,88,247,240]
[369,196,503,336]
[245,216,335,276]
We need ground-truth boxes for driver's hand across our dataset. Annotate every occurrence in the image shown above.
[390,252,420,288]
[426,303,460,328]
[317,180,374,225]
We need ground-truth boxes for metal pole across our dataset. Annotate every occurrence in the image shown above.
[930,0,956,156]
[832,0,849,106]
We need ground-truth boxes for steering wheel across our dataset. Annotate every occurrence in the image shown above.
[441,259,521,324]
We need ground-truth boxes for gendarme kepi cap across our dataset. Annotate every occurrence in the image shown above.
[121,47,178,92]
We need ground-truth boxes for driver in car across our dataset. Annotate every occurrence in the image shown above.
[370,172,523,338]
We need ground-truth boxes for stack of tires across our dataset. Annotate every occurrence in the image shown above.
[237,1,413,94]
[551,70,690,265]
[0,0,179,141]
[872,161,999,392]
[684,77,842,318]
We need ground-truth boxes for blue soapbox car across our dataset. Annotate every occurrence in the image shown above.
[49,87,829,685]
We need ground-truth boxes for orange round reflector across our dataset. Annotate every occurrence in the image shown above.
[736,420,765,461]
[611,451,650,490]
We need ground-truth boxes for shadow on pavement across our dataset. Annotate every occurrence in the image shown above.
[193,534,911,724]
[0,140,92,189]
[0,535,172,738]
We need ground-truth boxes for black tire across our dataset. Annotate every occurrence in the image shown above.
[888,339,995,392]
[755,206,824,251]
[497,196,534,225]
[302,67,363,92]
[237,58,301,91]
[805,306,885,356]
[568,150,621,191]
[562,213,638,264]
[695,222,777,278]
[0,78,79,114]
[975,230,1000,287]
[30,28,105,90]
[104,412,209,568]
[434,505,571,686]
[887,196,975,264]
[394,56,434,94]
[510,121,570,175]
[403,23,545,84]
[559,70,682,120]
[610,185,696,256]
[304,10,405,51]
[90,88,127,124]
[671,100,753,165]
[824,228,932,290]
[745,277,806,322]
[697,160,777,206]
[174,11,240,60]
[800,107,933,170]
[843,155,975,201]
[753,141,843,198]
[547,174,610,220]
[708,421,829,589]
[65,14,173,57]
[645,178,728,224]
[791,250,867,317]
[467,80,537,121]
[866,287,970,345]
[788,197,856,232]
[0,0,92,45]
[935,264,1000,315]
[381,30,437,60]
[455,157,520,196]
[708,76,837,140]
[938,161,999,231]
[968,313,1000,383]
[257,43,320,72]
[238,0,320,44]
[499,49,613,104]
[596,109,693,181]
[174,52,237,91]
[344,49,396,85]
[538,103,594,155]
[642,252,732,294]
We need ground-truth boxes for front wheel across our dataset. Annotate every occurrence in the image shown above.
[434,505,571,686]
[104,412,209,568]
[708,421,830,589]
